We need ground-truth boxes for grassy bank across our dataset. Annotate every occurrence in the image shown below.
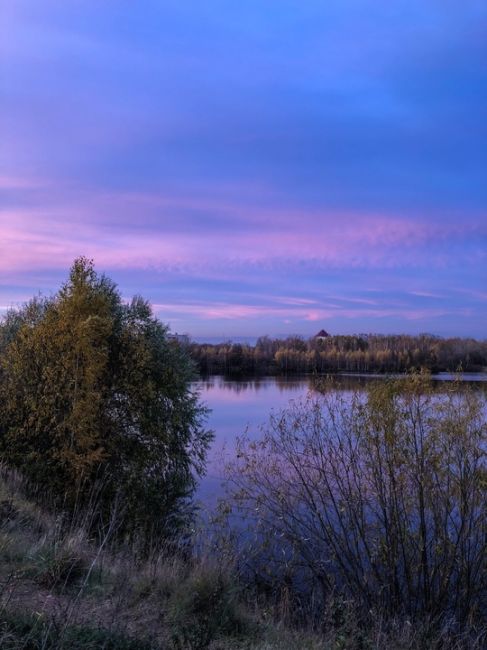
[0,467,485,650]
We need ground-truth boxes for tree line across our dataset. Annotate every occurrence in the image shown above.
[189,333,487,375]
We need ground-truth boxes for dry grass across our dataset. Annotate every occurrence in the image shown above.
[0,465,485,649]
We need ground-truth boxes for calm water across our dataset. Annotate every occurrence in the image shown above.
[195,373,487,504]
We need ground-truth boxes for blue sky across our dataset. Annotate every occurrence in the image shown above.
[1,1,486,339]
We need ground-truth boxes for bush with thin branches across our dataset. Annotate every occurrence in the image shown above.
[227,375,487,633]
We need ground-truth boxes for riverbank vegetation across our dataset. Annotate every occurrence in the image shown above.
[226,375,486,642]
[0,260,485,648]
[0,450,485,649]
[189,334,487,376]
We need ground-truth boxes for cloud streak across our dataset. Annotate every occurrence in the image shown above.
[1,181,484,276]
[151,300,464,324]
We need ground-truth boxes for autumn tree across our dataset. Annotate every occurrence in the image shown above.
[0,258,211,540]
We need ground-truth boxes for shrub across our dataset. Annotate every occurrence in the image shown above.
[228,375,487,631]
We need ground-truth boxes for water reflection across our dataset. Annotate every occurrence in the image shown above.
[195,373,487,504]
[198,375,314,393]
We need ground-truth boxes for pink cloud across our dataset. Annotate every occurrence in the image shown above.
[150,300,456,323]
[1,177,485,285]
[305,311,322,322]
[275,297,318,306]
[408,290,444,299]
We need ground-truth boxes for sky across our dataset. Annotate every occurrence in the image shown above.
[1,1,486,340]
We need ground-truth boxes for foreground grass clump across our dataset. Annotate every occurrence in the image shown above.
[29,536,89,590]
[166,564,245,649]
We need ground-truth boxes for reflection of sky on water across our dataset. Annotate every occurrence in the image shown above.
[195,376,312,505]
[194,374,487,505]
[199,377,311,463]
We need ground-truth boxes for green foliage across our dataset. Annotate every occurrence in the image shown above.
[0,258,211,540]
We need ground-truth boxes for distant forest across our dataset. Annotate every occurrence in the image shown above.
[188,333,487,375]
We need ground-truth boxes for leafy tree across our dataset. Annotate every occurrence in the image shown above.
[0,258,211,540]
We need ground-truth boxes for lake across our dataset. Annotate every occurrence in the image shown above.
[195,372,487,504]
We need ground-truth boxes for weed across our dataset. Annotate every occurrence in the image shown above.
[167,565,244,649]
